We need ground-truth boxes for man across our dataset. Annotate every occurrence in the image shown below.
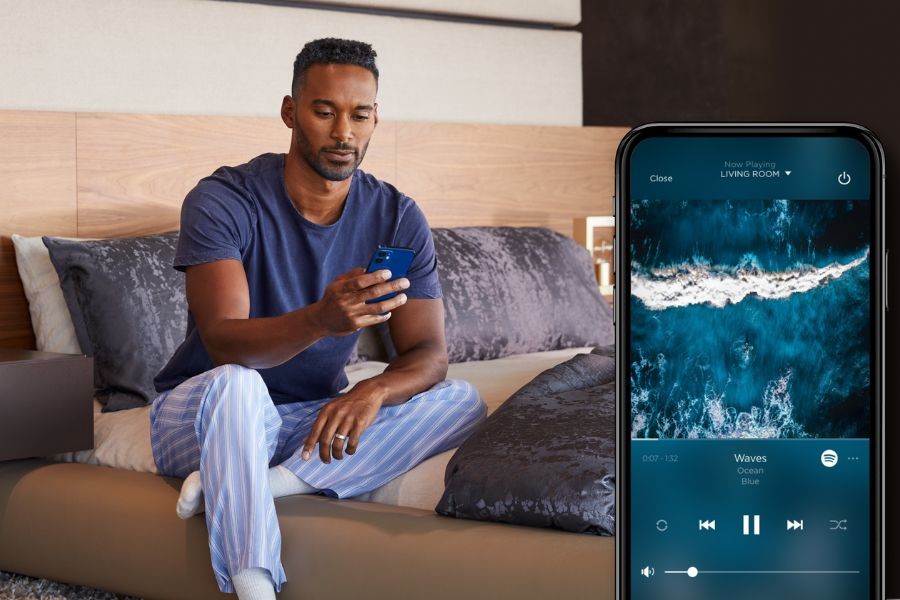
[151,38,486,600]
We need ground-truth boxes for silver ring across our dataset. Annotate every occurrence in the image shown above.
[333,433,349,441]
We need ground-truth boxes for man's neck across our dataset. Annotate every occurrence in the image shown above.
[283,152,353,226]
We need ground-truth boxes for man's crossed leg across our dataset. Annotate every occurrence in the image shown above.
[150,364,485,597]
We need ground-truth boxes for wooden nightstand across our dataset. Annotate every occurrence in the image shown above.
[0,349,93,461]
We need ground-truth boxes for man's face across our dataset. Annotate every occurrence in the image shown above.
[282,63,378,182]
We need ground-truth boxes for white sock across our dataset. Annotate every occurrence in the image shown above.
[176,470,204,519]
[269,465,316,499]
[176,466,315,520]
[232,567,276,600]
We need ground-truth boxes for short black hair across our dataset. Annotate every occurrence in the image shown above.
[292,38,379,97]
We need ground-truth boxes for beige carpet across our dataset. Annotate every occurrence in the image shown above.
[0,572,139,600]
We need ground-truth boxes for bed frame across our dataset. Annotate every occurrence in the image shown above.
[0,109,626,599]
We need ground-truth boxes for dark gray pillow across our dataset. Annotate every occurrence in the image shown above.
[432,227,613,363]
[436,349,616,535]
[348,326,388,365]
[43,233,186,412]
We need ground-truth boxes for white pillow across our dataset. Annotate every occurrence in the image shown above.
[11,234,81,354]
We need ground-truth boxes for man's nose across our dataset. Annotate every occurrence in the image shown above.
[331,115,352,143]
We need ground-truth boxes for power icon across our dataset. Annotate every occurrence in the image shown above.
[838,171,852,185]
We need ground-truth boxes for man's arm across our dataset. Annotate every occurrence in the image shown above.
[353,297,449,406]
[301,296,448,462]
[186,259,410,368]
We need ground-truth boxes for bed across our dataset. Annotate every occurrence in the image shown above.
[0,109,626,599]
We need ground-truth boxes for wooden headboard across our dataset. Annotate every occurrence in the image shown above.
[0,110,627,349]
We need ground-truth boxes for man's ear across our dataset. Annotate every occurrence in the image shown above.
[280,95,294,128]
[373,102,379,127]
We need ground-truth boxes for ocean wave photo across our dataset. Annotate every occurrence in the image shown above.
[630,198,871,439]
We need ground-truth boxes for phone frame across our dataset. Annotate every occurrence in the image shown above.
[364,245,416,305]
[614,123,885,600]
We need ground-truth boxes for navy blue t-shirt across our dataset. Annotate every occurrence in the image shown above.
[154,153,442,403]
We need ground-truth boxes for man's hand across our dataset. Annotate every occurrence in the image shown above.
[312,267,410,336]
[301,381,387,463]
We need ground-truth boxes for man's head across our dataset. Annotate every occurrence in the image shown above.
[282,39,379,182]
[291,38,378,99]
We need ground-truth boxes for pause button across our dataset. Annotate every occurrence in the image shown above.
[743,514,761,535]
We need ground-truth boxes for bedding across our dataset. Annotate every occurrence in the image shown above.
[51,347,593,510]
[19,225,611,513]
[20,226,613,413]
[11,233,377,367]
[422,227,613,362]
[436,346,616,535]
[11,234,82,354]
[43,233,187,411]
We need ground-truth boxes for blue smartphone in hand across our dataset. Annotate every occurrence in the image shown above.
[364,246,416,304]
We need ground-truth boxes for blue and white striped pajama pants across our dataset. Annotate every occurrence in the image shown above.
[149,364,486,594]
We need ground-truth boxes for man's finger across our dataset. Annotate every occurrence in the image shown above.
[318,416,342,464]
[362,278,410,301]
[342,269,392,293]
[301,412,329,461]
[371,293,407,315]
[354,313,392,329]
[345,419,367,456]
[333,267,366,282]
[331,426,350,461]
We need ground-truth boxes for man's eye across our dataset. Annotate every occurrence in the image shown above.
[315,111,334,118]
[353,114,370,121]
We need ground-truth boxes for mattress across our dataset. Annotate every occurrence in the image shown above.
[51,348,592,511]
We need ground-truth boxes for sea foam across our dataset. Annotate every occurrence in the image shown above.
[632,250,869,310]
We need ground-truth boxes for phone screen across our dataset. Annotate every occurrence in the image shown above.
[617,126,884,600]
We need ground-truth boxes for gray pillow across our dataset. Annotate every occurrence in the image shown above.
[43,233,187,411]
[348,326,388,364]
[436,349,616,535]
[432,227,612,363]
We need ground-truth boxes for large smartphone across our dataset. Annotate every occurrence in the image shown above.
[615,124,885,600]
[364,245,416,304]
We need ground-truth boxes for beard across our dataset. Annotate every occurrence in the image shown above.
[294,123,369,182]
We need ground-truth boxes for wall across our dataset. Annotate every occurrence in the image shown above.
[0,0,582,125]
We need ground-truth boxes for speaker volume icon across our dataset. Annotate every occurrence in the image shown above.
[821,449,839,468]
[641,566,655,578]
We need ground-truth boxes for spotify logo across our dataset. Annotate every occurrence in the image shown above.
[821,449,839,468]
